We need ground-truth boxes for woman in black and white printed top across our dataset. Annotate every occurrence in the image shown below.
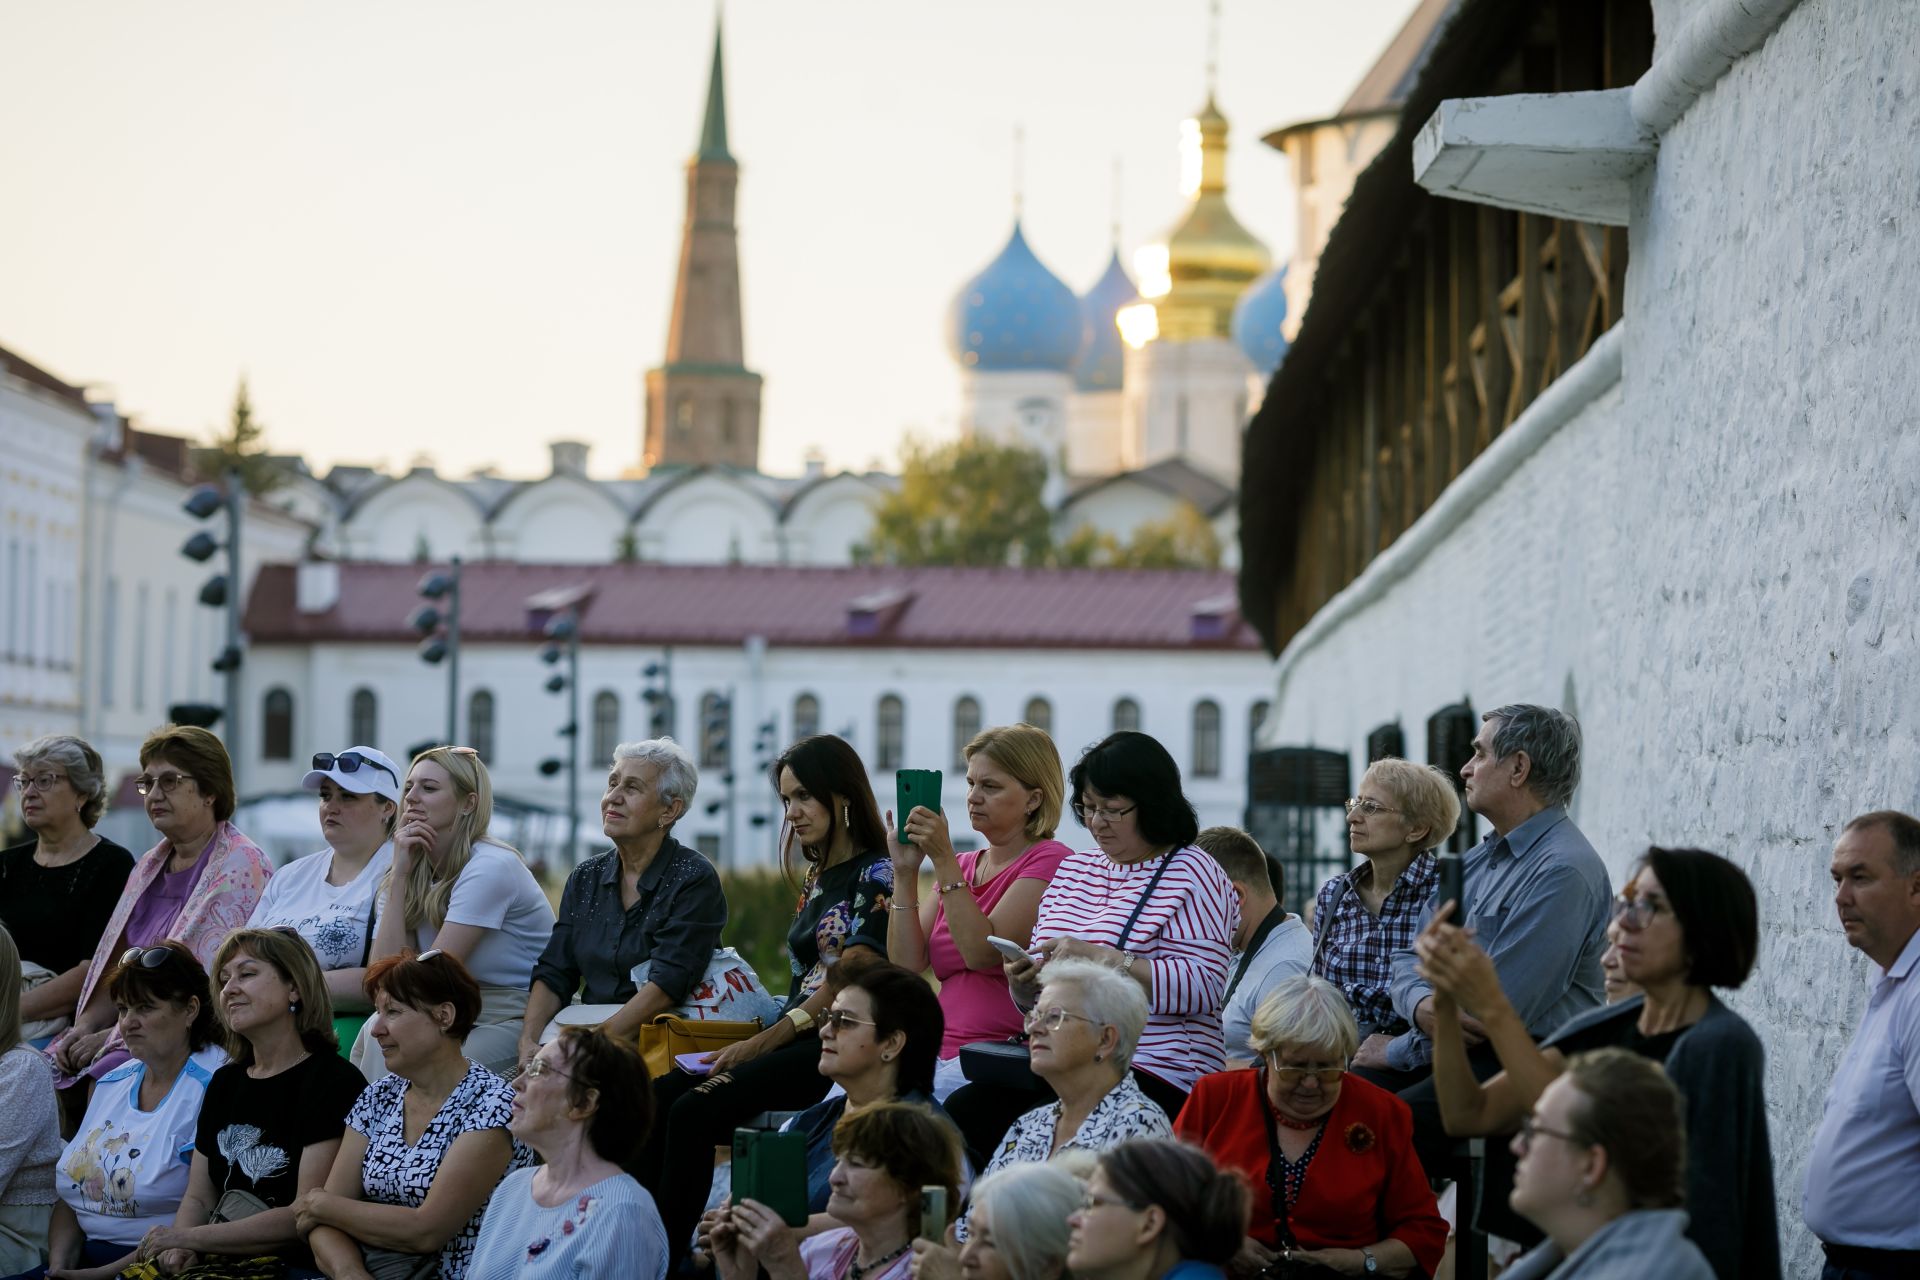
[297,950,528,1280]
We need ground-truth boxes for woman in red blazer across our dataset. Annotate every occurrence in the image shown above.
[1175,975,1446,1279]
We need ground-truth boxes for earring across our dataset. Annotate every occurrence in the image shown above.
[289,1002,299,1015]
[1093,1053,1105,1064]
[881,1053,895,1062]
[842,804,850,828]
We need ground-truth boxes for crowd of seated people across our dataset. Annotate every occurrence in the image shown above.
[13,703,1919,1280]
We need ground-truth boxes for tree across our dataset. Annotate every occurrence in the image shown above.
[1107,502,1222,569]
[865,435,1054,567]
[191,376,286,495]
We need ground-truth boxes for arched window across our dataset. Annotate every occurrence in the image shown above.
[468,689,495,763]
[262,688,294,760]
[877,694,905,771]
[699,692,731,769]
[1250,700,1271,744]
[793,692,821,740]
[349,688,378,746]
[1023,697,1052,736]
[592,690,621,765]
[1112,697,1141,733]
[952,696,982,769]
[1192,700,1222,778]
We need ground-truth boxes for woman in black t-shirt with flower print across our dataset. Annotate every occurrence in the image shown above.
[130,928,366,1276]
[638,734,893,1272]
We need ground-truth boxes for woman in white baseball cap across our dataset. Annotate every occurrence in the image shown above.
[246,745,401,1052]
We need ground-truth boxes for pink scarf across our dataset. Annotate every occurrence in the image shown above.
[47,820,270,1085]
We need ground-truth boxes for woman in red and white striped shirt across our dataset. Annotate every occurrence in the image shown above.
[1016,733,1235,1112]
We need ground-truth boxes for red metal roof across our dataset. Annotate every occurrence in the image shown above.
[246,562,1259,652]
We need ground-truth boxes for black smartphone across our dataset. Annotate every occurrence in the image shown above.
[731,1128,809,1226]
[896,769,943,843]
[1436,852,1468,925]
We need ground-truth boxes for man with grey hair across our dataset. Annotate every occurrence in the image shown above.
[1372,704,1612,1184]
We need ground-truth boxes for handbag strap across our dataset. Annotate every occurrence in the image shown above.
[1307,871,1349,973]
[360,891,380,969]
[1114,848,1181,951]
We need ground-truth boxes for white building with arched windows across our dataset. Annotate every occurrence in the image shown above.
[238,560,1274,872]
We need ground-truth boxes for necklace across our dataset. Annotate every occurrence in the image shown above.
[847,1241,910,1280]
[1272,1110,1324,1132]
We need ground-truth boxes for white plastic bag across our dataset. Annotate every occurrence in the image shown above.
[633,947,784,1026]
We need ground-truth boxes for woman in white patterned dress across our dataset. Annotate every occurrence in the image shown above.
[296,950,526,1280]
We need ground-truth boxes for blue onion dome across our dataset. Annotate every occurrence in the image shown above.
[1232,263,1291,375]
[948,222,1085,372]
[1072,249,1137,392]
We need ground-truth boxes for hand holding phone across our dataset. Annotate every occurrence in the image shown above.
[987,935,1035,964]
[896,770,943,843]
[675,1051,716,1076]
[919,1186,950,1240]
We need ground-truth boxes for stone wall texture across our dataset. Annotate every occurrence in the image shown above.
[1264,1,1919,1269]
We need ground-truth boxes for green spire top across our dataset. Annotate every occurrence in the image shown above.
[696,17,733,164]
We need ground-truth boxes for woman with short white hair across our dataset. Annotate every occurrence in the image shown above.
[957,958,1168,1238]
[911,1161,1079,1280]
[1175,975,1446,1278]
[517,738,728,1068]
[0,735,135,1046]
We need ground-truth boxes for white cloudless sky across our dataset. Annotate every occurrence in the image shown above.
[0,0,1420,479]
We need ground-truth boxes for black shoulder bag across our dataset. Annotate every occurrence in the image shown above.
[959,850,1182,1090]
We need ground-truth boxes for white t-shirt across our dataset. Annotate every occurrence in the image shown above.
[250,843,395,971]
[1222,912,1315,1061]
[411,841,555,989]
[57,1046,228,1246]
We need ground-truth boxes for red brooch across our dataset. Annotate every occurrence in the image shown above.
[1345,1123,1375,1154]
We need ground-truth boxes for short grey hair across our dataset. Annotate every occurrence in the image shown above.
[13,734,109,828]
[611,737,699,817]
[1039,957,1149,1071]
[969,1161,1080,1280]
[1249,974,1360,1062]
[1484,704,1582,809]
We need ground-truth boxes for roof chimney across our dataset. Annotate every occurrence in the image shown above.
[549,440,590,477]
[296,561,341,614]
[803,449,826,480]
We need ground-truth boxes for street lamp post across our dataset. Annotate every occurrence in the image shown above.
[641,649,674,738]
[408,557,462,746]
[538,610,582,867]
[179,468,245,762]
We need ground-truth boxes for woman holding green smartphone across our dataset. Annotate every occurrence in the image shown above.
[639,734,894,1272]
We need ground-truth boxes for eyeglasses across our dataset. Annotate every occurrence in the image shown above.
[119,946,177,971]
[1072,802,1137,826]
[1610,895,1669,930]
[521,1056,571,1081]
[1344,797,1401,818]
[1023,1005,1102,1034]
[1515,1114,1587,1152]
[820,1009,878,1033]
[312,752,400,785]
[1078,1187,1145,1213]
[133,771,195,797]
[17,773,64,794]
[1264,1055,1347,1087]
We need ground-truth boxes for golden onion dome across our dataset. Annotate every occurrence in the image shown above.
[1143,95,1272,343]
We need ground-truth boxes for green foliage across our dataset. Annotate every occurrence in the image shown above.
[866,435,1054,567]
[1105,502,1222,569]
[191,376,286,496]
[720,868,802,995]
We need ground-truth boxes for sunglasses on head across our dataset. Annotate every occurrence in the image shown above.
[120,945,178,971]
[313,751,399,786]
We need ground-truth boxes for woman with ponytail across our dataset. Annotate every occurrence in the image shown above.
[1067,1139,1248,1280]
[356,747,554,1078]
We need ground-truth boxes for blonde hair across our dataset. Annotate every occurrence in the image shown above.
[1361,758,1462,853]
[1248,974,1360,1062]
[211,928,338,1063]
[964,723,1065,841]
[392,746,517,931]
[0,926,22,1053]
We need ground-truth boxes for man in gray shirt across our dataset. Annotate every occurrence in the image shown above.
[1366,703,1613,1181]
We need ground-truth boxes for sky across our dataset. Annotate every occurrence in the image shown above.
[1,0,1422,480]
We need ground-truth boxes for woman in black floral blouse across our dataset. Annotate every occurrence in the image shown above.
[639,734,893,1270]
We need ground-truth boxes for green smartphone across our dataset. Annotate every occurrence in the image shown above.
[896,769,943,843]
[731,1128,809,1227]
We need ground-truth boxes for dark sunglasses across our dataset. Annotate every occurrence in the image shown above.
[312,751,399,786]
[120,946,179,971]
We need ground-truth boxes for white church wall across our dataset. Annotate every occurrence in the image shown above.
[1121,339,1251,485]
[1263,2,1918,1264]
[781,478,884,566]
[1059,482,1189,546]
[341,475,487,562]
[490,475,629,563]
[636,474,778,564]
[0,377,89,750]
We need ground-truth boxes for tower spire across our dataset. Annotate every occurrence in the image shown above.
[1012,124,1026,220]
[697,12,733,164]
[1206,0,1222,101]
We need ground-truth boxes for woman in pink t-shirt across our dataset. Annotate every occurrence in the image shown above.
[887,723,1070,1097]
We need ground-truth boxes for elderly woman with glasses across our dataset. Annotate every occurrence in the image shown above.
[1415,847,1777,1280]
[44,727,269,1100]
[956,959,1166,1237]
[1,736,134,1049]
[248,746,402,1052]
[34,941,223,1280]
[1064,1138,1247,1280]
[1173,976,1446,1279]
[1503,1050,1713,1280]
[992,733,1235,1129]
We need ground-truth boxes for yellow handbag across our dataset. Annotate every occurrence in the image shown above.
[635,1012,763,1078]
